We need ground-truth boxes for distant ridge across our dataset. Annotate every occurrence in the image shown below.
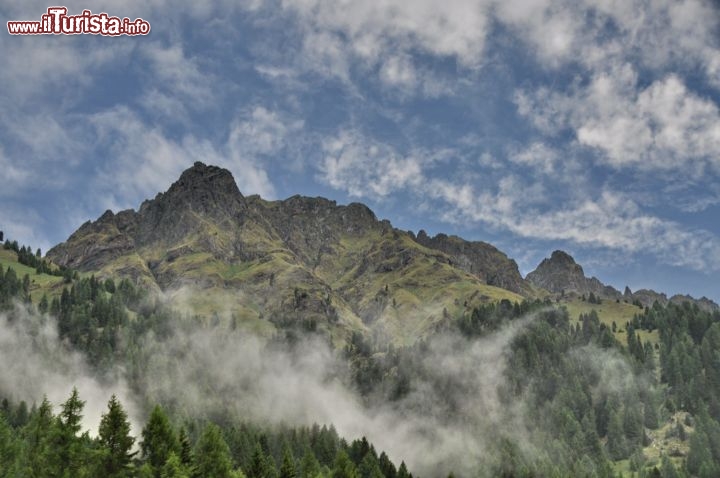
[526,250,718,311]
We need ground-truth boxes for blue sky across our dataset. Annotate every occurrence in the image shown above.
[2,0,719,302]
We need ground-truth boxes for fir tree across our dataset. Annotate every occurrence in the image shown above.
[332,450,358,478]
[97,394,136,477]
[279,443,297,478]
[193,423,234,478]
[141,405,180,477]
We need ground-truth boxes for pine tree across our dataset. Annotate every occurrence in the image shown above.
[22,396,55,477]
[0,413,19,476]
[332,450,358,478]
[97,394,136,477]
[141,405,180,477]
[247,443,268,478]
[279,443,297,478]
[178,427,193,469]
[397,461,411,478]
[660,455,681,478]
[51,387,86,476]
[299,445,321,478]
[358,452,384,478]
[606,409,628,460]
[193,423,234,478]
[161,452,190,478]
[687,428,714,477]
[378,452,397,478]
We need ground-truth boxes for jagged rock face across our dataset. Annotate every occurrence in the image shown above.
[47,162,526,343]
[413,230,529,295]
[47,163,253,281]
[135,162,247,247]
[47,210,137,271]
[526,250,620,298]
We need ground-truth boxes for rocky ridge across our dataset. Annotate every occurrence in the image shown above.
[47,162,526,343]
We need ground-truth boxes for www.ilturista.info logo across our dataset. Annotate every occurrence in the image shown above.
[7,7,150,36]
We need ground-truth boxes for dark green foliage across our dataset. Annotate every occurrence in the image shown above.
[1,246,719,478]
[160,452,190,478]
[247,443,269,478]
[299,445,321,478]
[49,388,88,477]
[278,443,296,478]
[141,405,180,477]
[22,396,55,477]
[193,423,234,478]
[332,450,358,478]
[97,394,136,477]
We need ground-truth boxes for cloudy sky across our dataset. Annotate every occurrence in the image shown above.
[2,0,719,302]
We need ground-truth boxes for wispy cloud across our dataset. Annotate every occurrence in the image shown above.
[516,66,720,175]
[318,131,428,198]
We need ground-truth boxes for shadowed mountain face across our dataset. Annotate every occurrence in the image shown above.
[47,162,527,344]
[412,230,529,295]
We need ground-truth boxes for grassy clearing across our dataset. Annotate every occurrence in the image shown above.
[563,297,659,345]
[0,249,65,301]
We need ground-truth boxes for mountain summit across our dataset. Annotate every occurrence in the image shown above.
[47,163,526,343]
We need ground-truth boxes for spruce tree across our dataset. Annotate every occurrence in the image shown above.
[332,450,358,478]
[358,452,383,478]
[279,443,297,478]
[299,445,321,478]
[160,452,190,478]
[397,461,411,478]
[97,394,136,477]
[22,396,55,477]
[247,443,268,478]
[52,387,86,476]
[141,405,180,477]
[193,423,234,478]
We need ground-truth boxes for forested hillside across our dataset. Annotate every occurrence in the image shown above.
[1,237,720,477]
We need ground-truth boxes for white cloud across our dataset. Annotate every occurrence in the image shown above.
[0,207,52,254]
[0,147,32,196]
[379,55,417,89]
[517,65,720,175]
[88,105,306,209]
[142,43,217,108]
[508,142,562,175]
[229,106,304,156]
[318,131,426,198]
[283,0,492,67]
[225,106,307,196]
[429,180,720,272]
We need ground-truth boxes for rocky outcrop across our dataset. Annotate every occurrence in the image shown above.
[526,250,620,298]
[412,230,530,295]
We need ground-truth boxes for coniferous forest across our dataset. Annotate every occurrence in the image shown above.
[1,241,720,477]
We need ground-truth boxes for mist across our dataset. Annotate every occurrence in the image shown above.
[132,314,537,475]
[0,307,141,436]
[0,297,650,476]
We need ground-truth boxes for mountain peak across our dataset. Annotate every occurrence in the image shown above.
[167,162,241,198]
[549,250,577,265]
[526,250,619,298]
